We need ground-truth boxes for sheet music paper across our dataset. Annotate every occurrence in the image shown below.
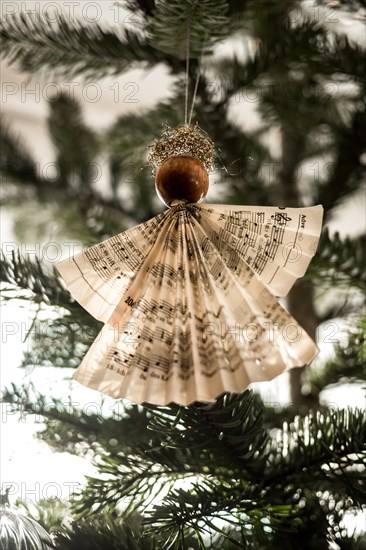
[57,203,323,405]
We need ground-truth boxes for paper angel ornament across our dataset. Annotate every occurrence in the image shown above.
[57,126,323,406]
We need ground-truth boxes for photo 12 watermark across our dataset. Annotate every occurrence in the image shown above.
[2,80,140,104]
[0,481,81,501]
[1,1,141,24]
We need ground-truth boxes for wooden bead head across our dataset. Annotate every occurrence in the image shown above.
[155,155,209,206]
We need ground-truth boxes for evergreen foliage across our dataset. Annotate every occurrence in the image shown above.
[54,513,161,550]
[0,122,42,187]
[307,317,366,397]
[0,13,170,79]
[47,94,100,190]
[149,0,231,58]
[1,0,365,548]
[308,228,366,291]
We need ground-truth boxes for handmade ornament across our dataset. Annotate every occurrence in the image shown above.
[57,125,323,406]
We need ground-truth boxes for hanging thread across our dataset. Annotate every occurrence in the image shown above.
[188,52,204,126]
[184,0,201,125]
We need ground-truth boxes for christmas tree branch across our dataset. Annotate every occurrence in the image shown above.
[306,317,366,397]
[148,0,231,59]
[0,13,171,79]
[0,121,44,187]
[54,511,160,550]
[47,93,100,189]
[1,384,152,455]
[1,250,75,310]
[192,76,273,205]
[0,250,102,363]
[72,452,206,519]
[146,392,269,476]
[144,407,365,543]
[307,228,366,291]
[316,105,366,214]
[36,392,365,529]
[1,118,149,232]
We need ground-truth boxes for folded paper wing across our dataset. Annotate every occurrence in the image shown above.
[56,203,323,405]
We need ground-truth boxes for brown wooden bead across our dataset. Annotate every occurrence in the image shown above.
[155,155,209,206]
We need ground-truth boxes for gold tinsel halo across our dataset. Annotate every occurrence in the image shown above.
[148,124,215,173]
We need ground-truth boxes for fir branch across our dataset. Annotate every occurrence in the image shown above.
[260,84,356,137]
[71,450,199,518]
[148,0,231,59]
[1,250,73,308]
[1,384,151,455]
[48,93,100,189]
[54,512,160,550]
[307,317,366,397]
[145,480,297,547]
[322,33,366,86]
[192,75,273,205]
[0,250,100,341]
[146,391,269,475]
[6,382,364,545]
[0,252,101,376]
[211,51,273,98]
[144,407,365,545]
[217,19,328,98]
[18,316,99,370]
[1,117,144,233]
[106,101,181,217]
[44,392,366,537]
[120,405,363,540]
[315,105,366,213]
[107,102,181,166]
[266,408,366,501]
[0,121,42,187]
[61,392,269,518]
[307,228,366,291]
[227,14,366,87]
[0,13,170,79]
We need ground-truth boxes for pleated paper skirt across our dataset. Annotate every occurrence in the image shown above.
[57,203,323,405]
